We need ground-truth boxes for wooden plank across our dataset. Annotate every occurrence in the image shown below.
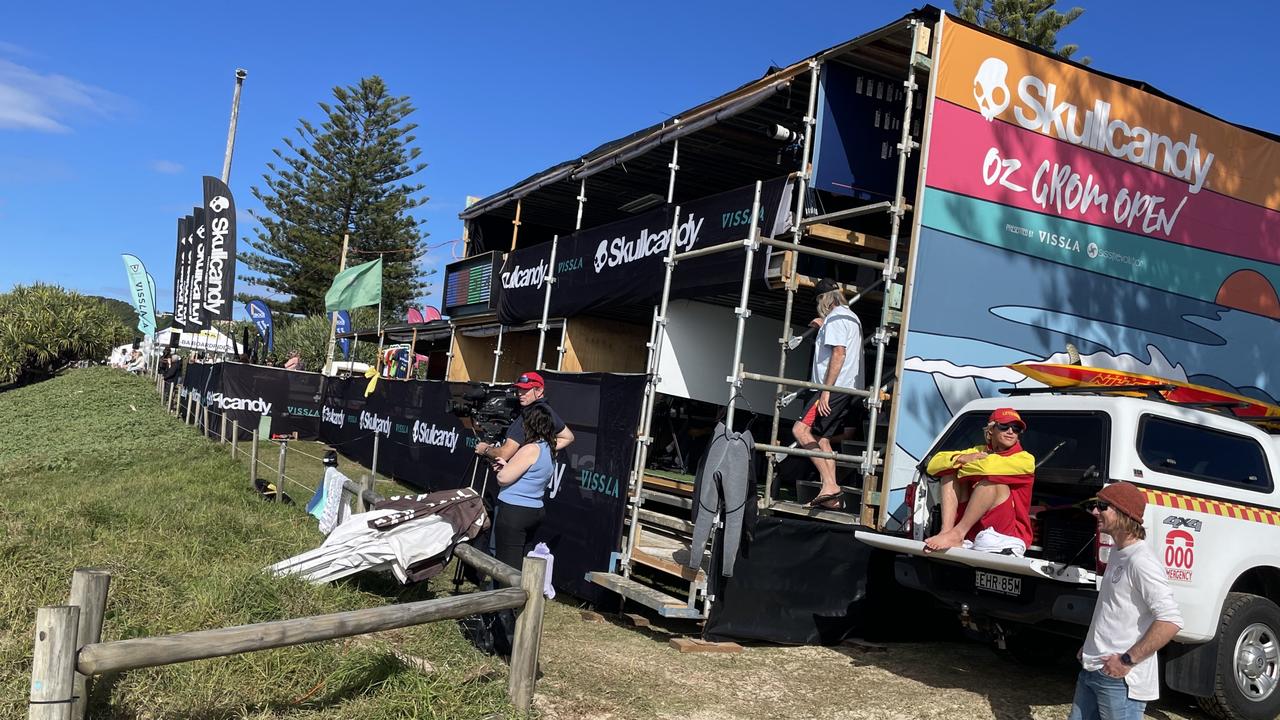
[669,637,742,654]
[630,546,704,583]
[642,472,695,495]
[637,508,693,534]
[622,613,651,628]
[77,587,527,676]
[453,543,522,589]
[806,223,890,253]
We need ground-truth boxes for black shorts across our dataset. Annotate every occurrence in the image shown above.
[797,389,863,439]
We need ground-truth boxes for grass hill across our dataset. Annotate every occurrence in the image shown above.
[0,369,509,719]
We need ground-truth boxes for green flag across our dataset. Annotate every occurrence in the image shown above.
[325,258,383,312]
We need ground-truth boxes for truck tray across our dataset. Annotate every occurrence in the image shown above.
[855,531,1097,585]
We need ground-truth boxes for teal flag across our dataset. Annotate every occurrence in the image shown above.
[121,253,156,336]
[325,257,383,312]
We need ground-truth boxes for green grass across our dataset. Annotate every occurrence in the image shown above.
[0,368,513,719]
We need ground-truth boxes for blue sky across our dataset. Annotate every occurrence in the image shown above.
[1,1,1275,320]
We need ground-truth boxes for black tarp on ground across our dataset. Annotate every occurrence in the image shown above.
[704,515,875,645]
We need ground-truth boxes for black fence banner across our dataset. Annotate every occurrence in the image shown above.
[534,371,647,603]
[497,176,793,324]
[202,176,237,321]
[173,216,189,329]
[319,376,477,491]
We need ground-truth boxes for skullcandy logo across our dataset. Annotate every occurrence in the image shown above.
[205,392,272,414]
[411,420,459,451]
[208,195,230,213]
[501,260,547,289]
[972,58,1010,121]
[971,56,1215,193]
[592,214,704,273]
[359,410,392,436]
[322,405,345,427]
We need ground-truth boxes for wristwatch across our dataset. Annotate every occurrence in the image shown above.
[1120,652,1135,666]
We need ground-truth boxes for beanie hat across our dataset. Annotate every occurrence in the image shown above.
[1097,481,1147,523]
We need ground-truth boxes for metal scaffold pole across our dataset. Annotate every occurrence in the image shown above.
[722,181,764,431]
[862,18,929,529]
[535,236,559,370]
[491,325,504,383]
[620,207,682,576]
[764,61,820,504]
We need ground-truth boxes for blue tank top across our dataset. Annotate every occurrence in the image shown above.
[498,441,553,508]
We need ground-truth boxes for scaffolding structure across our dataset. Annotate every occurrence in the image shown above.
[446,14,939,619]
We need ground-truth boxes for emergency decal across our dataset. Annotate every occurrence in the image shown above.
[1143,488,1280,526]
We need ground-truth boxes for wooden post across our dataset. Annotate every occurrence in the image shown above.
[202,405,210,439]
[248,429,259,489]
[185,395,194,425]
[355,474,370,515]
[67,570,110,720]
[508,555,548,713]
[29,605,79,720]
[275,441,287,502]
[230,421,239,459]
[219,413,228,444]
[371,435,381,483]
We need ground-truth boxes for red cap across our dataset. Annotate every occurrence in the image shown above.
[1097,482,1147,523]
[989,407,1026,429]
[514,371,544,390]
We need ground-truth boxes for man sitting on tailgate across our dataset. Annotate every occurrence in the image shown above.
[923,408,1035,556]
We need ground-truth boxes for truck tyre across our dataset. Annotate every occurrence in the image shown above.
[1198,593,1280,720]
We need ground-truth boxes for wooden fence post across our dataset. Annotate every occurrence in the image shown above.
[230,421,239,459]
[275,441,287,502]
[202,405,210,439]
[248,429,259,489]
[185,395,194,425]
[29,605,79,720]
[508,555,548,713]
[219,414,228,444]
[67,569,111,720]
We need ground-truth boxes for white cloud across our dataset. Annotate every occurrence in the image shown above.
[150,159,183,174]
[0,58,122,133]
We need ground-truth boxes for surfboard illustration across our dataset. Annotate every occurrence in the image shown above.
[1010,362,1280,421]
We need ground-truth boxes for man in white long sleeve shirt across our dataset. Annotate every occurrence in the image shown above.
[1070,481,1183,720]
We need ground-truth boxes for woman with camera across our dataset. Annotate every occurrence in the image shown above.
[490,403,557,571]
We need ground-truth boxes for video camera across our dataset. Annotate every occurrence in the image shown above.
[447,383,521,444]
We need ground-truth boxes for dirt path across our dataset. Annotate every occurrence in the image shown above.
[532,601,1211,720]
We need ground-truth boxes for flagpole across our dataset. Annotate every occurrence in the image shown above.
[222,69,247,361]
[324,232,351,373]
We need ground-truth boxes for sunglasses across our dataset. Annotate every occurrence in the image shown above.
[993,422,1023,434]
[1082,500,1111,513]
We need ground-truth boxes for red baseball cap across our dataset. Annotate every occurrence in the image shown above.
[989,407,1026,429]
[514,371,544,390]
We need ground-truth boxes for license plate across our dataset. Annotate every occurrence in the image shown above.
[974,570,1022,596]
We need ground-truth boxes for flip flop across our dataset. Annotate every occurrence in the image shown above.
[807,492,844,509]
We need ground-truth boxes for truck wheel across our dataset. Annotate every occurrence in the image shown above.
[1198,593,1280,720]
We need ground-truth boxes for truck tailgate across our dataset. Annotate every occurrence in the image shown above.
[855,531,1097,585]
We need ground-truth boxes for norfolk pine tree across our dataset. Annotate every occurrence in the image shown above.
[954,0,1090,65]
[239,76,429,317]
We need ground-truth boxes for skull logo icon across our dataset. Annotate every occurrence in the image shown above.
[973,57,1010,121]
[593,241,610,273]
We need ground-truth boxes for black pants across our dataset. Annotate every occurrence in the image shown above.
[492,501,544,655]
[494,501,545,572]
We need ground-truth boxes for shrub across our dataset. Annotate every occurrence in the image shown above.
[0,284,134,385]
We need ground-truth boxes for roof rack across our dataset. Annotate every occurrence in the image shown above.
[1000,383,1280,430]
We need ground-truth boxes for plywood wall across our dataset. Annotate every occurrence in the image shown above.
[561,316,648,373]
[447,327,563,382]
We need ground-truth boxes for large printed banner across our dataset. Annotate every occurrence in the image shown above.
[879,17,1280,526]
[497,177,793,324]
[182,362,323,440]
[935,21,1280,211]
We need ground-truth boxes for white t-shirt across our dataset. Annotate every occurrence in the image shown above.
[1081,540,1183,701]
[812,306,863,390]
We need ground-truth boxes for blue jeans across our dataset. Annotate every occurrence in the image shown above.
[1068,669,1147,720]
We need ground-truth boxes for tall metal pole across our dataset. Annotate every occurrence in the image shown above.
[221,69,247,184]
[221,68,247,360]
[535,236,559,369]
[324,232,352,371]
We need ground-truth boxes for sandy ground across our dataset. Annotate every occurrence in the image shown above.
[530,601,1212,720]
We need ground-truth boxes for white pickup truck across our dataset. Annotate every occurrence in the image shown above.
[857,392,1280,720]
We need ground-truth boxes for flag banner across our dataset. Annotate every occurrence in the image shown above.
[246,299,274,351]
[121,254,156,336]
[496,176,793,324]
[334,309,351,359]
[173,216,190,329]
[191,206,211,329]
[421,306,442,322]
[202,176,237,321]
[184,213,206,330]
[406,307,424,324]
[325,257,383,312]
